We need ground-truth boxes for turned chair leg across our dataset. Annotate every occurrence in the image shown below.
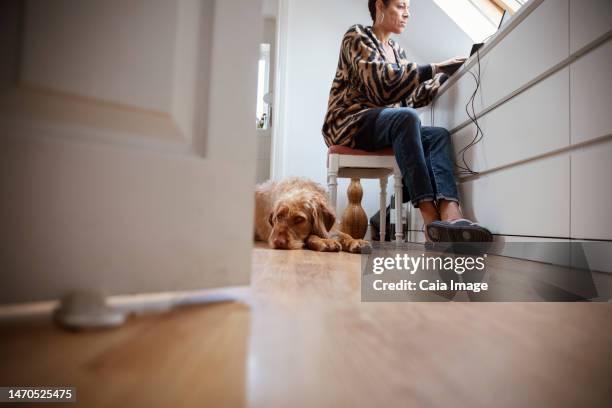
[327,154,339,216]
[393,171,403,243]
[339,178,368,239]
[379,177,387,243]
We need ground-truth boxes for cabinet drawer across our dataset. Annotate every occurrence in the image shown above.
[571,138,612,240]
[459,154,570,237]
[451,68,569,173]
[570,0,612,53]
[570,39,612,145]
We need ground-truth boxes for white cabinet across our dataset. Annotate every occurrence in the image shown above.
[570,39,612,145]
[434,0,569,130]
[571,139,612,240]
[452,68,569,173]
[459,155,570,238]
[434,0,612,243]
[433,68,482,131]
[570,0,612,53]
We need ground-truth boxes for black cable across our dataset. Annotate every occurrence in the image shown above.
[452,32,497,176]
[454,45,485,176]
[459,15,524,174]
[463,49,484,170]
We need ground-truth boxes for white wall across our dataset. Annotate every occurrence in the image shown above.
[275,0,426,219]
[262,0,278,18]
[256,17,277,183]
[400,0,473,62]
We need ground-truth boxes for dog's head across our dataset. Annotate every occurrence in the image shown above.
[268,191,336,250]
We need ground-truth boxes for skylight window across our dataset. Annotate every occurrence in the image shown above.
[491,0,529,14]
[433,0,528,42]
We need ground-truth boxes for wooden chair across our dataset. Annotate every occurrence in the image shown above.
[327,145,404,242]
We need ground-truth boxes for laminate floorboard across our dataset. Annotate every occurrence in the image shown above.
[0,243,610,407]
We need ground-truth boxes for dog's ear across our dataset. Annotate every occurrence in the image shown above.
[268,212,274,226]
[311,196,336,237]
[322,203,336,232]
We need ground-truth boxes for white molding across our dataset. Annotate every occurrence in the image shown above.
[0,85,194,155]
[2,0,219,158]
[270,0,289,180]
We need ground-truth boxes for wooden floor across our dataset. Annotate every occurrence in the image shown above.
[1,244,611,407]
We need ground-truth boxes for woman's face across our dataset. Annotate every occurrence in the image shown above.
[378,0,410,34]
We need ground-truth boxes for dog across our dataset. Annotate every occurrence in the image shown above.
[254,177,371,253]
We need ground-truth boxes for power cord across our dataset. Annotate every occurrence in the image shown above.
[454,47,483,176]
[454,32,496,177]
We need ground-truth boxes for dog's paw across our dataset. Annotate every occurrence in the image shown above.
[316,238,341,252]
[348,239,372,254]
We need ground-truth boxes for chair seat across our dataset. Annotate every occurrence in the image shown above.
[327,145,394,156]
[327,146,396,169]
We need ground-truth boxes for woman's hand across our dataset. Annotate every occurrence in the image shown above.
[434,57,467,76]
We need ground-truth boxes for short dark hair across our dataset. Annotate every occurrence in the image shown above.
[368,0,391,22]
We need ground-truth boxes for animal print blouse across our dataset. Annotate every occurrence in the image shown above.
[322,24,448,147]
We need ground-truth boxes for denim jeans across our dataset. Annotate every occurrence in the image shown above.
[353,107,459,208]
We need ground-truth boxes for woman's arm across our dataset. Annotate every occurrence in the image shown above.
[343,26,433,106]
[409,73,449,108]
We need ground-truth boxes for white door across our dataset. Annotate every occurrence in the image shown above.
[0,0,263,304]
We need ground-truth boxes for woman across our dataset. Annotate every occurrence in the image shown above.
[322,0,492,243]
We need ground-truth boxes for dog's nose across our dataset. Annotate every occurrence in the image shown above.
[272,237,287,248]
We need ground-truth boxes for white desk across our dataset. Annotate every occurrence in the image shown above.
[427,0,612,243]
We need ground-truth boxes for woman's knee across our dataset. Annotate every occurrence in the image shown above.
[386,108,421,142]
[381,107,420,128]
[394,108,421,127]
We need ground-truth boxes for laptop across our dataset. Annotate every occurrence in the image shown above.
[441,10,511,77]
[470,9,510,56]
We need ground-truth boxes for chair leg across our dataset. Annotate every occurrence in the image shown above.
[405,192,411,241]
[327,154,339,215]
[393,172,403,243]
[379,177,387,243]
[328,173,338,210]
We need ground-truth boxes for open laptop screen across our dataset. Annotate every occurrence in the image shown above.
[470,9,511,56]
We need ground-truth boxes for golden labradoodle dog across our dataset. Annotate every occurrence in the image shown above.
[255,177,371,253]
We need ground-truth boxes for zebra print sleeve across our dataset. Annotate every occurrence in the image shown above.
[409,73,449,108]
[343,25,433,107]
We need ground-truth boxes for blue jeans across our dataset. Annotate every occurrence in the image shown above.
[353,107,459,208]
